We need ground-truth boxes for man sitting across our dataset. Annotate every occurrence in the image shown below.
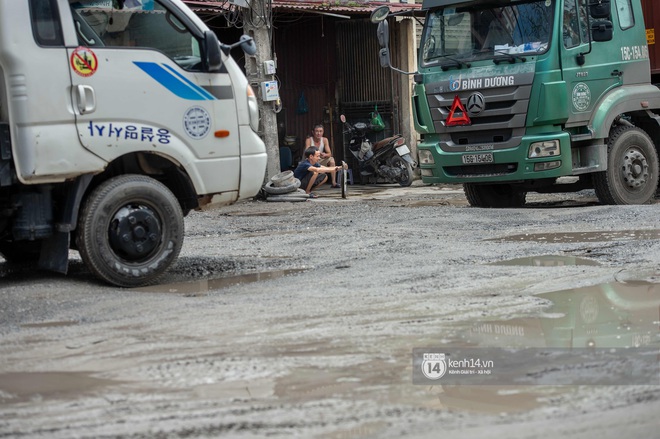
[294,147,342,196]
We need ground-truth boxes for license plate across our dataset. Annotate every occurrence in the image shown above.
[461,153,493,164]
[396,144,411,156]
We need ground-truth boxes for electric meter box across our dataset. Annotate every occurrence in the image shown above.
[264,60,276,75]
[261,80,280,101]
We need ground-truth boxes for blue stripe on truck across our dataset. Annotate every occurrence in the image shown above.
[134,62,214,100]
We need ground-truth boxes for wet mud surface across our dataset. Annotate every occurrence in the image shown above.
[0,183,659,438]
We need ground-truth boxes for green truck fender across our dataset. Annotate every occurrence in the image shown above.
[590,84,660,138]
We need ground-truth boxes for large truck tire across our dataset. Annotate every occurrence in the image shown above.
[464,183,527,208]
[593,126,659,205]
[77,175,184,288]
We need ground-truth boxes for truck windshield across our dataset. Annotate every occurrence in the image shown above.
[420,0,555,67]
[70,0,202,71]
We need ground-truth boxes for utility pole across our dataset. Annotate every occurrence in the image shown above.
[243,0,280,181]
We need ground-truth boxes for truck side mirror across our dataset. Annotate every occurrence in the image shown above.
[379,48,391,68]
[589,0,611,19]
[591,20,613,42]
[377,20,389,48]
[204,31,222,72]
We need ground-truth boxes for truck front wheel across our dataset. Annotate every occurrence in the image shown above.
[593,126,659,205]
[464,183,527,208]
[77,175,184,287]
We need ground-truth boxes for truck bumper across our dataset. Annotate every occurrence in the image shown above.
[418,132,572,184]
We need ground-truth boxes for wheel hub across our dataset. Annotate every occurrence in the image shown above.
[621,149,649,189]
[109,205,162,260]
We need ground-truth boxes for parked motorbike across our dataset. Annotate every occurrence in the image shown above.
[340,114,416,186]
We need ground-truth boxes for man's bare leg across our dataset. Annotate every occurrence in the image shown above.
[316,174,328,190]
[305,174,316,194]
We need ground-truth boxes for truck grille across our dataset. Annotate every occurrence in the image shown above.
[425,71,534,153]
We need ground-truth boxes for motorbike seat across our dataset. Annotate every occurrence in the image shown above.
[372,135,401,152]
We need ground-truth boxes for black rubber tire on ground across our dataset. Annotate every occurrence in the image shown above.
[463,183,527,208]
[593,125,659,205]
[263,179,301,194]
[76,175,184,287]
[0,240,41,265]
[270,170,295,187]
[392,155,414,187]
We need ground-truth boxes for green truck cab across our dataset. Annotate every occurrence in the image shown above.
[373,0,660,206]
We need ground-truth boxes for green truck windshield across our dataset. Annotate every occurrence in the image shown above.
[421,0,555,67]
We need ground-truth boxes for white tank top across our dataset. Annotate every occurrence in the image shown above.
[311,137,326,153]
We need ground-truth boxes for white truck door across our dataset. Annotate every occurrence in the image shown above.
[67,1,241,195]
[4,0,106,183]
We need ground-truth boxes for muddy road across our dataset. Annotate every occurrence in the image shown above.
[1,183,659,439]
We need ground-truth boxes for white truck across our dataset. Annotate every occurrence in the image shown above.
[0,0,267,286]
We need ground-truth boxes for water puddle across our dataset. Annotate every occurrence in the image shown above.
[0,372,120,403]
[266,275,659,415]
[133,268,306,295]
[490,255,601,267]
[21,320,79,328]
[432,385,564,413]
[238,230,300,238]
[462,276,659,348]
[316,421,388,439]
[222,210,290,217]
[489,229,660,243]
[411,276,660,412]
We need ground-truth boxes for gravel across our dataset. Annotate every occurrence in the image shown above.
[0,182,658,438]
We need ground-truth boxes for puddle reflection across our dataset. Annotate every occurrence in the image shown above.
[271,275,660,414]
[431,385,564,413]
[490,255,600,267]
[0,372,120,404]
[21,320,79,329]
[462,277,660,349]
[133,268,306,295]
[423,278,660,412]
[489,229,660,243]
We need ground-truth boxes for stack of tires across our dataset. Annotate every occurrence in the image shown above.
[263,171,310,202]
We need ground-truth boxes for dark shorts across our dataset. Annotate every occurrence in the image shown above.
[300,172,326,190]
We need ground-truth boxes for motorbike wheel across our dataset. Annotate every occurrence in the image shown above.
[392,155,414,187]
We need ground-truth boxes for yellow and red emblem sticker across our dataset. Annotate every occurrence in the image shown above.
[70,47,98,77]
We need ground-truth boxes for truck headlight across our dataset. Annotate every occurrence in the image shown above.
[528,140,560,158]
[247,85,259,132]
[418,149,435,164]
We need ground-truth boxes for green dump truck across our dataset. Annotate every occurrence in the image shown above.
[372,0,660,206]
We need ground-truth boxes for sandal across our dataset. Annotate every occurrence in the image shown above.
[308,193,319,198]
[331,184,340,188]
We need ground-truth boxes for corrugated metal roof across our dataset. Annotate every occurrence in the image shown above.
[184,0,421,16]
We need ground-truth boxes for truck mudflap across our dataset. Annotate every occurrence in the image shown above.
[0,124,11,186]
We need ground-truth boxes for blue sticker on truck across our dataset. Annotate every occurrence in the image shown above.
[134,62,217,100]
